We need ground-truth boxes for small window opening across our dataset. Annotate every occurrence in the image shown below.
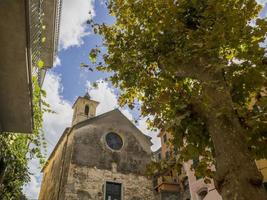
[197,188,208,200]
[85,105,89,116]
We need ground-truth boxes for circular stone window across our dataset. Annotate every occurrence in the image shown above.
[105,132,123,150]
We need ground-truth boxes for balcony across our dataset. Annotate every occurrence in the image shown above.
[154,176,180,192]
[0,0,61,133]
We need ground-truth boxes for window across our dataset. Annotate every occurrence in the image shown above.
[106,132,123,150]
[84,105,89,116]
[105,181,122,200]
[163,134,167,143]
[197,188,208,200]
[183,177,189,190]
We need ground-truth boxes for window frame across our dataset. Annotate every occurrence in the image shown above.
[104,181,123,200]
[105,132,124,151]
[196,187,208,200]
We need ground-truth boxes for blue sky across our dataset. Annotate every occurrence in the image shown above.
[24,0,267,199]
[53,1,112,101]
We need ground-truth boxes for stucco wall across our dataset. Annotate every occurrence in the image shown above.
[72,97,99,125]
[39,128,71,200]
[183,162,221,200]
[256,159,267,182]
[71,110,152,175]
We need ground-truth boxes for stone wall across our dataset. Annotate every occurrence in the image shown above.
[64,164,156,200]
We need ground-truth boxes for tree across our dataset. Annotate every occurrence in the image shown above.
[88,0,267,199]
[89,0,267,200]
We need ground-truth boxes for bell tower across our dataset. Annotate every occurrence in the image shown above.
[72,92,99,126]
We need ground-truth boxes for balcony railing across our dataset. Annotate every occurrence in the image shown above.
[29,0,43,83]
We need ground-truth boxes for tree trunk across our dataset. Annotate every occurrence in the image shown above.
[196,76,267,200]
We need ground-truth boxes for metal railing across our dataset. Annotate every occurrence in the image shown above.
[29,0,43,83]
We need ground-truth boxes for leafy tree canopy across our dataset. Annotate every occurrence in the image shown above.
[87,0,267,199]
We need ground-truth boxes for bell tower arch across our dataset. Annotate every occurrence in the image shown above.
[72,92,99,125]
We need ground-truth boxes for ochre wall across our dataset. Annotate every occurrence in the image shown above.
[256,159,267,182]
[39,128,75,200]
[39,129,69,200]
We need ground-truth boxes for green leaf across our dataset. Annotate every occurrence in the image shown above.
[37,60,44,68]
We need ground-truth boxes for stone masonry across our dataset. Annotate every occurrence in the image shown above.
[65,164,155,200]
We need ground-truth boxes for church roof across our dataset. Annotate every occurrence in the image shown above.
[42,109,153,172]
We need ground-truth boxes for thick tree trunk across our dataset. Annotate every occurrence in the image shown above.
[196,77,267,200]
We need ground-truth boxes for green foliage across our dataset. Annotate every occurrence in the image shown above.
[89,0,267,181]
[0,133,30,199]
[89,48,100,64]
[37,60,44,68]
[0,76,49,199]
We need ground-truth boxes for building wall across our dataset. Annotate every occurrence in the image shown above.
[39,128,72,200]
[39,109,154,200]
[256,159,267,182]
[72,98,99,125]
[71,110,152,175]
[64,164,155,200]
[158,131,173,159]
[183,162,221,200]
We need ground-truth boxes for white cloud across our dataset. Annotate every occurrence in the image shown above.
[257,0,267,5]
[59,0,95,49]
[53,56,61,67]
[24,175,41,200]
[86,80,118,115]
[42,73,73,153]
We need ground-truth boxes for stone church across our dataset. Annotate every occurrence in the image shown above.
[39,93,156,200]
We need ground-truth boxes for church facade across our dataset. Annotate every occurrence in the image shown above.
[39,94,156,200]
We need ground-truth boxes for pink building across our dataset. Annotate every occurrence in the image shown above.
[183,161,221,200]
[154,131,222,200]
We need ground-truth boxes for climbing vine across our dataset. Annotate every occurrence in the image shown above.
[0,76,49,199]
